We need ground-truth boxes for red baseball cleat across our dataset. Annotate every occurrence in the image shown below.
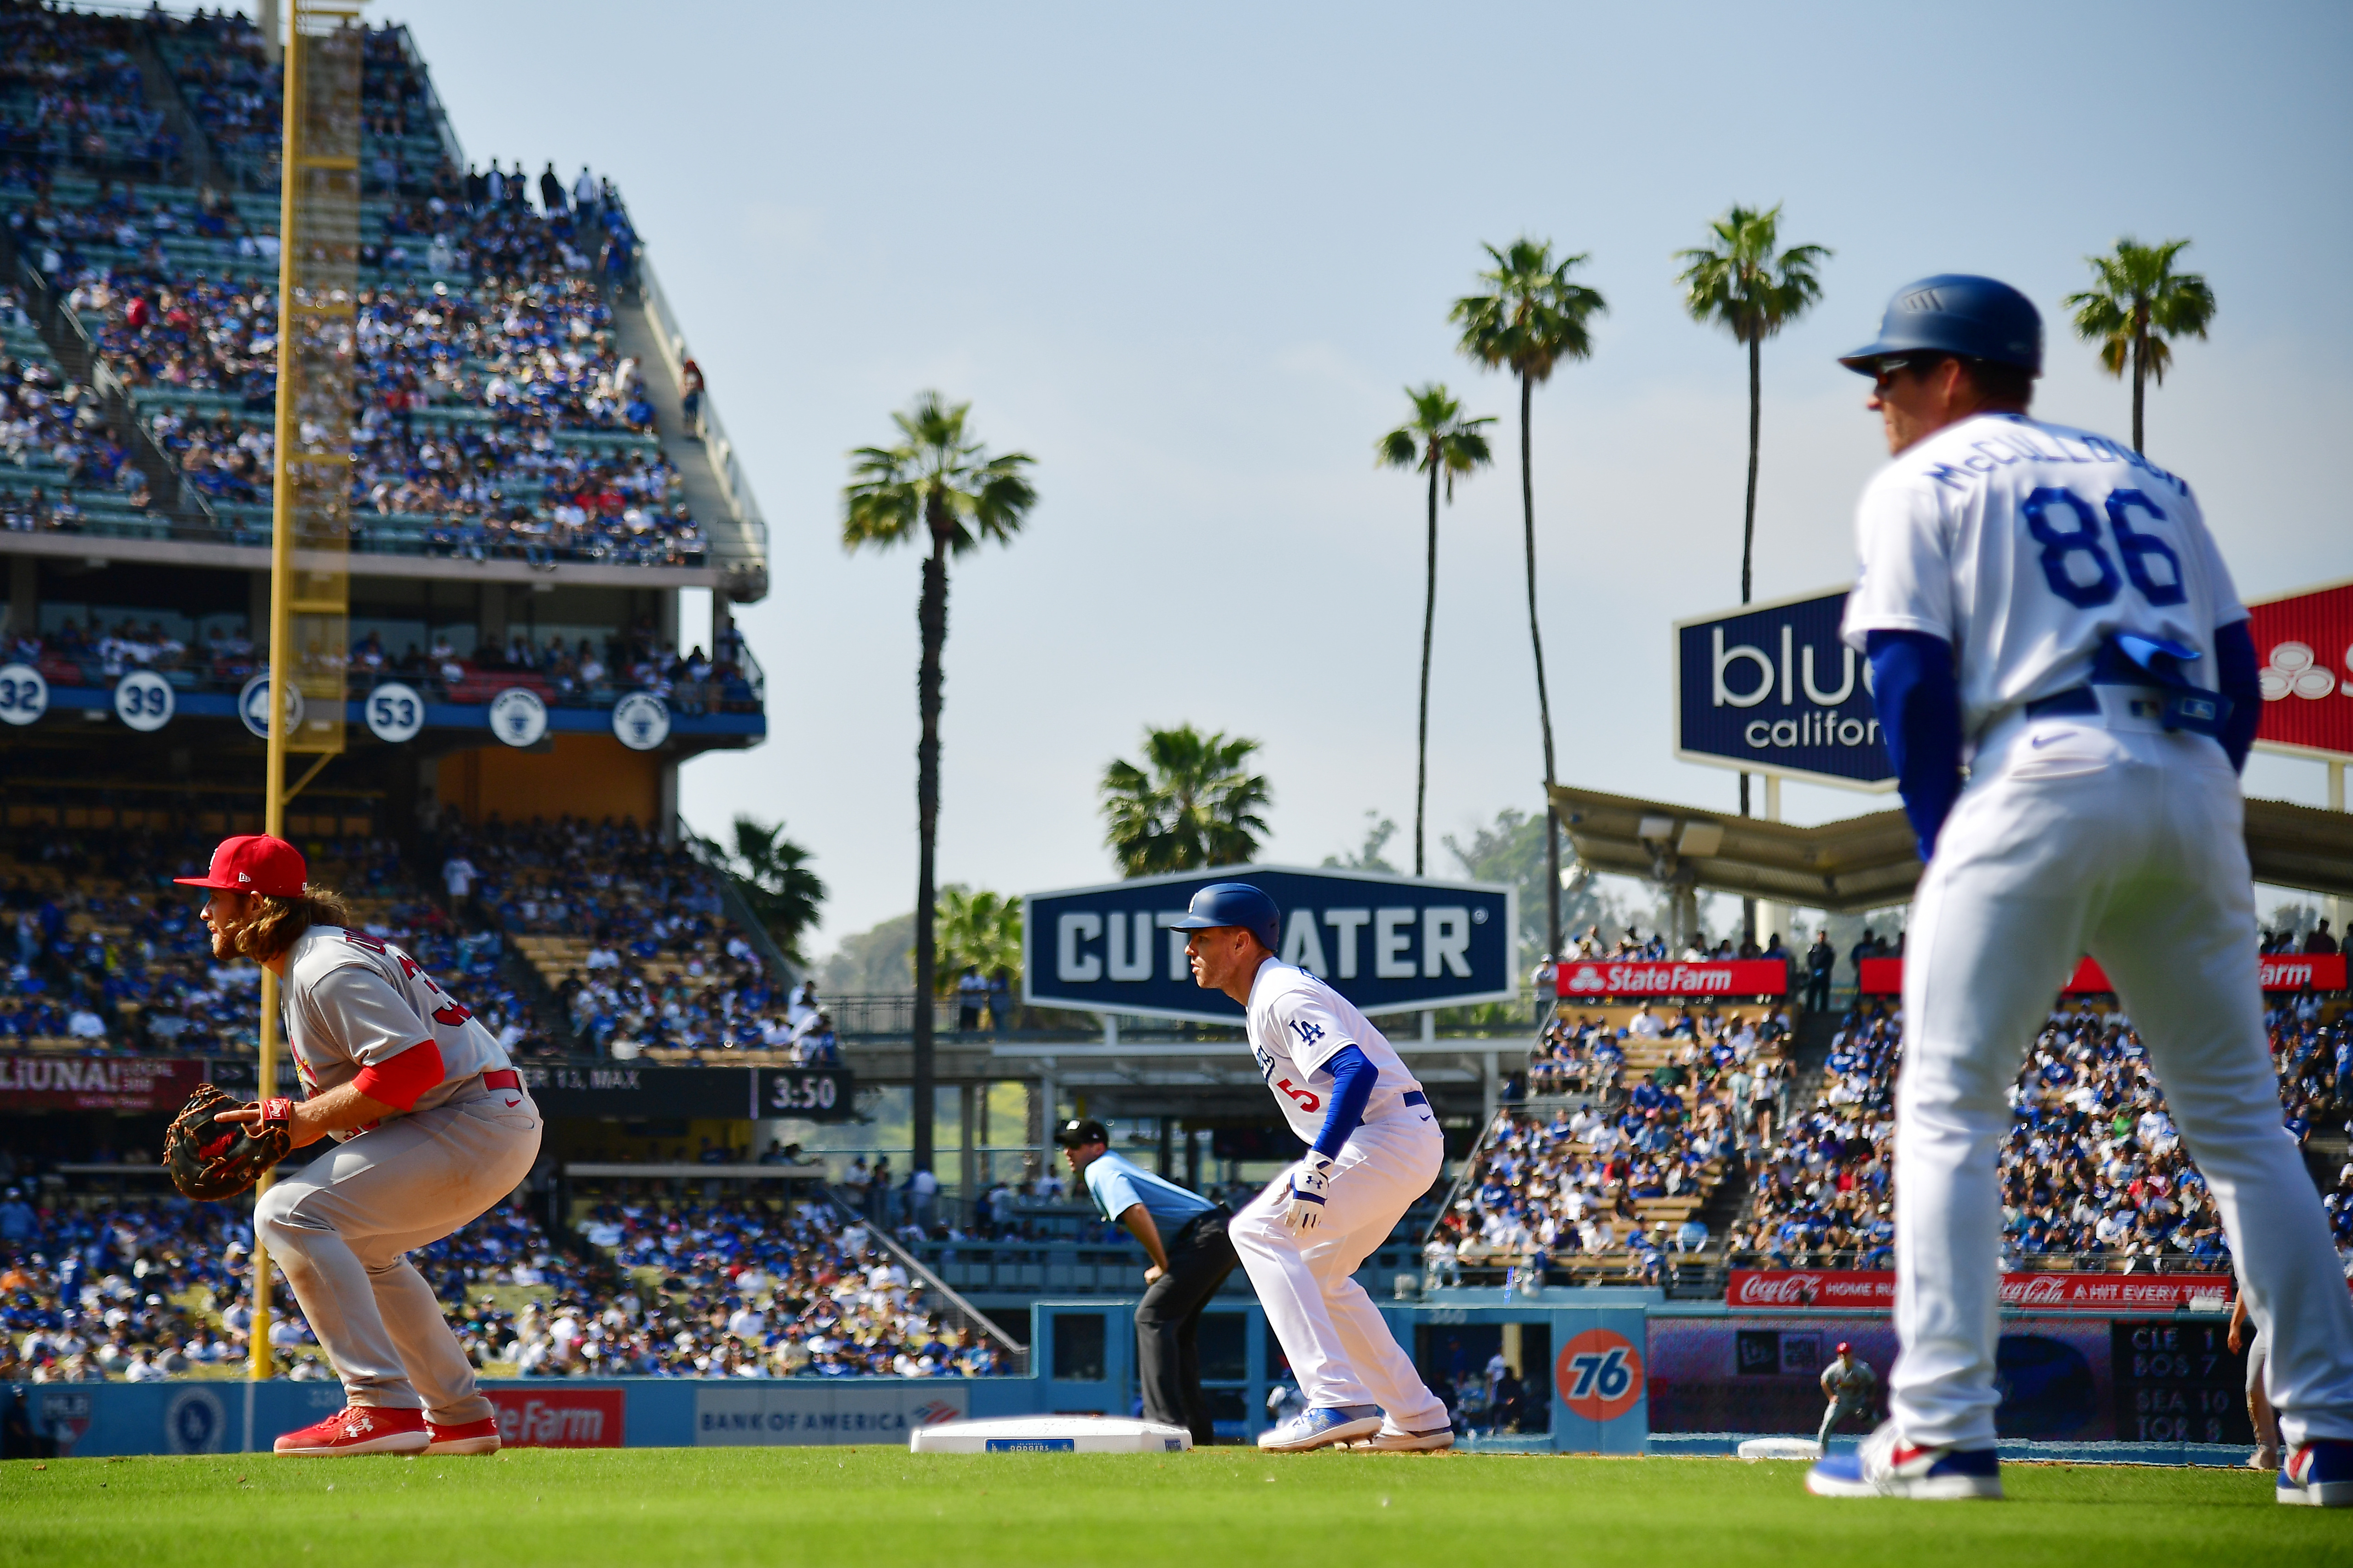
[273,1405,428,1456]
[426,1417,502,1456]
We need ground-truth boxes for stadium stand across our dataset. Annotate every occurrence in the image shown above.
[0,1181,1014,1383]
[434,813,798,1062]
[0,820,558,1059]
[1440,972,2349,1290]
[0,3,185,185]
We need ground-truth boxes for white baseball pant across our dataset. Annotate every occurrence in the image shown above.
[1891,715,2353,1449]
[255,1092,541,1423]
[1231,1115,1448,1430]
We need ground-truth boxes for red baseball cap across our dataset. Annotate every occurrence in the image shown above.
[173,835,307,899]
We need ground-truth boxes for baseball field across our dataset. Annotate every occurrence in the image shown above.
[0,1448,2331,1568]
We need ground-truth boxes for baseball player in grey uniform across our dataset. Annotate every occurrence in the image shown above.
[180,834,541,1458]
[1818,1341,1877,1449]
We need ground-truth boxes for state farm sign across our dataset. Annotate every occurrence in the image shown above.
[485,1388,623,1447]
[1728,1269,2234,1312]
[1857,954,2345,996]
[1558,959,1787,998]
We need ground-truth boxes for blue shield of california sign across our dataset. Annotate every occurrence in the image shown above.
[1023,866,1517,1024]
[1674,587,1895,790]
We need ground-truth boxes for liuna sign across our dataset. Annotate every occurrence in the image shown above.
[1675,587,1894,790]
[1022,866,1517,1025]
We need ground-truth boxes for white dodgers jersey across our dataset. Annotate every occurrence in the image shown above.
[1243,958,1428,1144]
[1838,412,2246,741]
[281,924,514,1138]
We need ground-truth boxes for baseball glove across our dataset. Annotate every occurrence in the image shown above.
[163,1083,293,1201]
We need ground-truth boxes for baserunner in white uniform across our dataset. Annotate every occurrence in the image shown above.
[181,834,542,1458]
[1803,276,2353,1505]
[1170,882,1451,1452]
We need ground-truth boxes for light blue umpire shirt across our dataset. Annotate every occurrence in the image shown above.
[1081,1149,1216,1234]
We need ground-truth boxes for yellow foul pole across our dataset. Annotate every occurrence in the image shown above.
[248,1,306,1387]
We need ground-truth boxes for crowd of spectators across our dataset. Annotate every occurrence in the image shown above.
[0,4,181,182]
[3,283,150,522]
[0,823,558,1059]
[153,11,441,197]
[436,815,788,1061]
[1726,995,2351,1273]
[1433,1000,1794,1283]
[0,1178,1011,1384]
[0,6,699,574]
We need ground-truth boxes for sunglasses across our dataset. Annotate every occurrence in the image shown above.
[1869,357,1918,392]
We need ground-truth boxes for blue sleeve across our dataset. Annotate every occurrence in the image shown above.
[1309,1044,1377,1161]
[1866,629,1963,861]
[2214,619,2260,774]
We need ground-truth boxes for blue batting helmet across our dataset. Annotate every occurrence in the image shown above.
[1838,274,2042,376]
[1168,882,1280,951]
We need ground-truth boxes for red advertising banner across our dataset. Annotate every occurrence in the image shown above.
[2248,579,2353,761]
[1855,953,2345,996]
[485,1388,624,1448]
[1728,1269,2235,1312]
[0,1055,206,1112]
[1557,958,1787,998]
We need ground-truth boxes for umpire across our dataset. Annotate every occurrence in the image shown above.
[1057,1118,1237,1445]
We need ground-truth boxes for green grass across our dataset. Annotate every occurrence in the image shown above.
[0,1447,2336,1568]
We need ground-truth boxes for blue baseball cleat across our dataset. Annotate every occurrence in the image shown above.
[1806,1423,2002,1499]
[2278,1440,2353,1507]
[1257,1405,1383,1452]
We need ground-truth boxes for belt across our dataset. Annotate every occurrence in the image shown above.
[2022,686,2099,720]
[483,1069,521,1090]
[1403,1090,1428,1107]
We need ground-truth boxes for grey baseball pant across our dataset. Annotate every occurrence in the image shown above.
[255,1093,541,1423]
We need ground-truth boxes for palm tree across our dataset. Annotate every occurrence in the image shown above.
[1675,204,1830,940]
[844,391,1036,1175]
[1100,725,1272,876]
[1377,384,1493,876]
[709,815,826,964]
[933,884,1024,992]
[2065,237,2216,455]
[1451,239,1606,960]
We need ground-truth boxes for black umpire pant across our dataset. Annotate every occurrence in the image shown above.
[1136,1205,1238,1445]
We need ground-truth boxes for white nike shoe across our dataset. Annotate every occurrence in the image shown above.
[1805,1422,2002,1500]
[1258,1406,1383,1451]
[1361,1424,1455,1452]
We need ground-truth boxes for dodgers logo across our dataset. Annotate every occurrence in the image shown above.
[168,1387,226,1453]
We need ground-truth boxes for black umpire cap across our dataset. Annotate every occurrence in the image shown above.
[1054,1118,1110,1148]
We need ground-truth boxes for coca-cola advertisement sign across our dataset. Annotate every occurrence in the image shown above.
[1557,959,1787,998]
[484,1388,623,1447]
[1728,1269,2235,1312]
[0,1055,206,1112]
[1856,953,2344,996]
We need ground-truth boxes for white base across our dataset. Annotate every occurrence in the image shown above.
[1739,1438,1824,1462]
[910,1415,1193,1454]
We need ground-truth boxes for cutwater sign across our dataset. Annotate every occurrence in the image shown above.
[1023,865,1516,1024]
[1675,587,1894,790]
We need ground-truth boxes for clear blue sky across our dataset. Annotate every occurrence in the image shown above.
[372,0,2351,943]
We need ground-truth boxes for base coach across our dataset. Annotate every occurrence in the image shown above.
[1057,1117,1238,1445]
